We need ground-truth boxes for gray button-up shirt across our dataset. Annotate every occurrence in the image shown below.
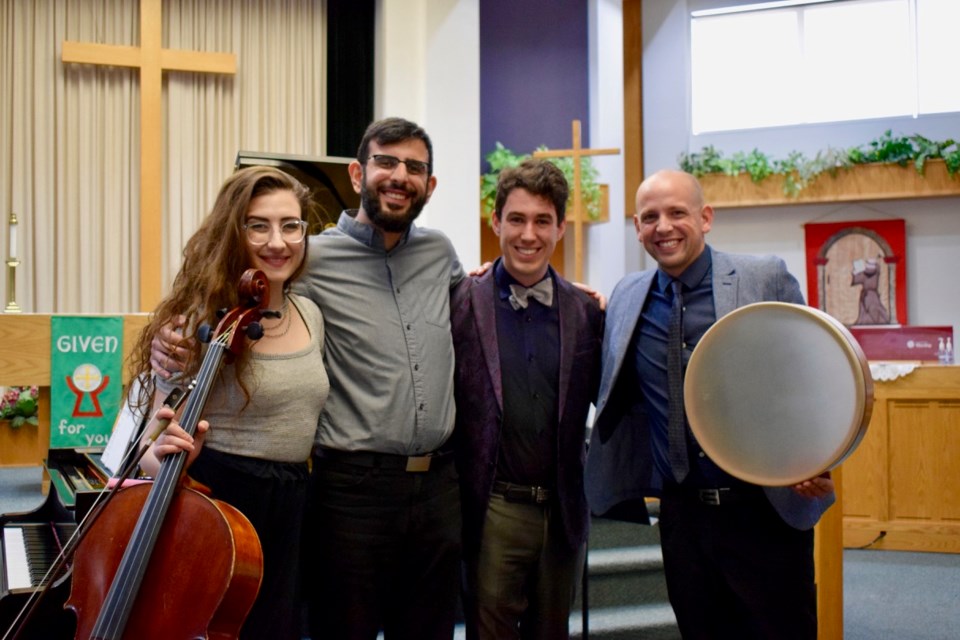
[296,210,465,455]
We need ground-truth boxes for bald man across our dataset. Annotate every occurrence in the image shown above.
[585,170,834,639]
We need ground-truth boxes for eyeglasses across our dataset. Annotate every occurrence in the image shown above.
[368,154,431,176]
[243,219,308,245]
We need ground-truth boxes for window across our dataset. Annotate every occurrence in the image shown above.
[690,0,959,133]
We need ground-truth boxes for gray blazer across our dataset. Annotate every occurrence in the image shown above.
[584,247,835,530]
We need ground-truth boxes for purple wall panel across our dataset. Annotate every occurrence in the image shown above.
[480,0,590,170]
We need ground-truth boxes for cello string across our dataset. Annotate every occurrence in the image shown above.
[110,337,229,578]
[89,331,235,637]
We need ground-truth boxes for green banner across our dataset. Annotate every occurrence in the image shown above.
[50,316,124,449]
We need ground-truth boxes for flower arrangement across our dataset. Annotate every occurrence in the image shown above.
[1,386,40,428]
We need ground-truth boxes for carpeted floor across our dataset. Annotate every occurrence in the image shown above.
[844,547,960,640]
[2,465,959,639]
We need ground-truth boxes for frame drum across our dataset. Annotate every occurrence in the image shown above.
[684,302,874,486]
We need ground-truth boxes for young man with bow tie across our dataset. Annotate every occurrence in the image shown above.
[451,158,604,640]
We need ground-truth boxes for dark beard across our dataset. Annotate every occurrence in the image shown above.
[359,175,427,233]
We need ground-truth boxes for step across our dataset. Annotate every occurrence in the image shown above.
[588,503,660,549]
[571,603,680,640]
[578,546,670,609]
[588,517,661,550]
[407,607,682,640]
[589,545,663,574]
[578,513,678,637]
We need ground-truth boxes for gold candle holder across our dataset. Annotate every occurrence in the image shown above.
[5,212,20,313]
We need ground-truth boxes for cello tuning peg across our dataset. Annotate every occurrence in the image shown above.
[197,324,214,344]
[216,308,228,319]
[246,322,264,341]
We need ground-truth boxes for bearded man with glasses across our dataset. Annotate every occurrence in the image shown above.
[296,117,465,640]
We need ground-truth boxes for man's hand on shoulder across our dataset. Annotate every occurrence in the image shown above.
[150,315,193,379]
[468,261,494,277]
[573,282,607,311]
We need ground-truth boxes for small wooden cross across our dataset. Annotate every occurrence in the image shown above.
[62,0,237,311]
[533,120,619,283]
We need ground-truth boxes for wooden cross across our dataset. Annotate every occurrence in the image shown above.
[533,120,619,283]
[62,0,237,311]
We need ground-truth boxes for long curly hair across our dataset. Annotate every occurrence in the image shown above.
[129,166,314,411]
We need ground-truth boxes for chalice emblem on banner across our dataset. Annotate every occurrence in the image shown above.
[65,364,111,418]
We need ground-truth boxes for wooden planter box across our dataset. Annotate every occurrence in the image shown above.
[0,408,48,467]
[700,159,960,208]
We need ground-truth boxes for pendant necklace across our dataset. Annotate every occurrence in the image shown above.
[261,296,292,338]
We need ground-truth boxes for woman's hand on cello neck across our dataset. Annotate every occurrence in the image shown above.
[139,407,209,477]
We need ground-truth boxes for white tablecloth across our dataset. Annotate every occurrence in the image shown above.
[869,361,921,381]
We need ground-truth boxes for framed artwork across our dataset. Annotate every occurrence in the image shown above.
[804,219,907,327]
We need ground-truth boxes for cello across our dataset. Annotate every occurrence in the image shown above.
[64,270,271,640]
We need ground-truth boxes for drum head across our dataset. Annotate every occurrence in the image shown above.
[684,302,873,486]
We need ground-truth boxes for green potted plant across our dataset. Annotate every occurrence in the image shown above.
[678,131,960,198]
[481,142,603,221]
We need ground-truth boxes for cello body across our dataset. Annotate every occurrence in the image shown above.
[66,483,262,640]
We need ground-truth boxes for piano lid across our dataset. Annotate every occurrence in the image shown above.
[234,151,360,234]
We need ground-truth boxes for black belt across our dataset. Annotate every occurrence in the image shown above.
[492,480,552,505]
[666,484,761,506]
[314,446,453,472]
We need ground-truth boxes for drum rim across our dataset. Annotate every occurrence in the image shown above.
[684,301,874,486]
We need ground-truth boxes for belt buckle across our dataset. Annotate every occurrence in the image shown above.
[405,455,431,473]
[699,489,721,505]
[532,486,549,504]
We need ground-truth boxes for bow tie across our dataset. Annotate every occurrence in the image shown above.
[508,279,553,310]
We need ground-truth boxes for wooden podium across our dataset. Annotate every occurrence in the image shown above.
[842,365,960,553]
[0,314,148,467]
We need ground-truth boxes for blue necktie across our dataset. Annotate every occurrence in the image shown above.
[668,279,689,483]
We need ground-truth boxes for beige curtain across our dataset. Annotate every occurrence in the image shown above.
[0,0,326,313]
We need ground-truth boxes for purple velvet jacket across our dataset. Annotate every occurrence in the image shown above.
[451,265,604,554]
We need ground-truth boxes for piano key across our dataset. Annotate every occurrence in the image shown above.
[3,526,31,590]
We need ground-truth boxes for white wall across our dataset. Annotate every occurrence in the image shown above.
[638,0,960,338]
[375,0,480,268]
[586,0,630,296]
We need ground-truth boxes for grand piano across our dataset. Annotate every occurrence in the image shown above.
[0,451,110,638]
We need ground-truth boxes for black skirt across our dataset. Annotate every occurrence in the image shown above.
[189,447,309,640]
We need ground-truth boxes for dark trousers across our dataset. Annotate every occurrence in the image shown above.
[305,453,462,640]
[658,485,817,640]
[463,494,584,640]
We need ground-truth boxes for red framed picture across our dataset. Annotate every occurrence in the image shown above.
[804,219,907,327]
